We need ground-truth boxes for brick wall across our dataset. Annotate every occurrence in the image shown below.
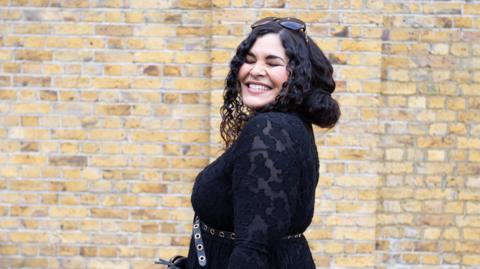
[0,1,478,268]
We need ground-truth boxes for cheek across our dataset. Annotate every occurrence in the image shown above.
[271,68,289,87]
[238,64,249,81]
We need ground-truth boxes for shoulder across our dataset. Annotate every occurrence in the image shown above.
[237,112,307,149]
[241,111,307,138]
[244,111,305,131]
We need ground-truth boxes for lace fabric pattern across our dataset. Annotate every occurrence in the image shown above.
[187,111,318,269]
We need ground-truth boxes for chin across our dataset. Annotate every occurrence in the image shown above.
[242,97,272,110]
[241,91,277,110]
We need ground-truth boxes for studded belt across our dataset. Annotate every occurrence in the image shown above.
[192,216,304,267]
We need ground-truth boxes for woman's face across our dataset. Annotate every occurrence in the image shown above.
[238,33,289,110]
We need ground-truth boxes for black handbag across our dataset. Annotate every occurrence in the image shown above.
[154,255,187,269]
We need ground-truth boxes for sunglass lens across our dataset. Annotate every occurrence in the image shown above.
[279,21,305,31]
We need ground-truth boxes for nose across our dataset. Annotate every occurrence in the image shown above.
[249,62,266,77]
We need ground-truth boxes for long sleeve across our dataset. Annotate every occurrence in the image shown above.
[228,113,301,269]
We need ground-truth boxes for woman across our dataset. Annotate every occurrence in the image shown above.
[164,17,340,269]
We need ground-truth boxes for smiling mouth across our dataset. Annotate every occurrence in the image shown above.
[246,83,272,92]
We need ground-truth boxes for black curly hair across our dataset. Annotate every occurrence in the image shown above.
[220,19,341,148]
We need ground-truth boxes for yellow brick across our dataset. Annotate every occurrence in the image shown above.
[451,42,470,56]
[97,104,131,116]
[422,2,462,14]
[388,28,417,41]
[381,188,414,199]
[50,207,88,217]
[11,206,48,217]
[443,227,460,240]
[465,4,480,14]
[417,136,455,148]
[54,77,90,88]
[95,52,134,62]
[420,30,451,42]
[10,258,49,268]
[9,154,46,165]
[88,129,126,140]
[382,82,416,95]
[132,157,169,168]
[49,156,87,167]
[463,228,480,242]
[58,233,89,244]
[463,255,480,265]
[133,78,161,89]
[423,227,441,240]
[104,65,122,75]
[23,36,45,48]
[446,130,466,145]
[382,162,414,173]
[407,97,426,108]
[13,103,51,114]
[385,148,404,161]
[460,83,480,96]
[175,52,210,64]
[132,183,166,194]
[15,24,49,34]
[134,52,174,63]
[59,245,77,256]
[339,66,379,80]
[93,78,130,89]
[172,78,210,90]
[125,11,143,23]
[335,256,374,267]
[211,50,232,63]
[428,123,447,135]
[0,245,17,255]
[10,232,48,242]
[54,24,94,35]
[90,208,129,219]
[97,247,116,257]
[2,62,20,73]
[17,90,36,101]
[90,156,127,167]
[132,131,168,142]
[458,137,480,149]
[403,253,420,264]
[341,40,381,52]
[0,90,16,101]
[52,130,87,140]
[427,150,445,161]
[429,43,449,55]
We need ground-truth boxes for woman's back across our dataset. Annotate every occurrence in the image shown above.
[187,111,319,269]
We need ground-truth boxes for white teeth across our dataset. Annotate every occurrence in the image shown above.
[248,83,270,92]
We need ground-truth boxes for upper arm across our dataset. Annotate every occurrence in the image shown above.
[231,113,300,245]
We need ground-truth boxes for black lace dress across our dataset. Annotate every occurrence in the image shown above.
[186,111,319,269]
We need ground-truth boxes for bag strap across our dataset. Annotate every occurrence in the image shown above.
[154,258,181,269]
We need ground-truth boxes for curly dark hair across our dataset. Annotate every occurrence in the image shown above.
[220,20,341,148]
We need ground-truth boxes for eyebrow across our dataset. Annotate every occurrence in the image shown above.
[246,52,286,63]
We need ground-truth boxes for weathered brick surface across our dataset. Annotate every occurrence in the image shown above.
[0,1,478,268]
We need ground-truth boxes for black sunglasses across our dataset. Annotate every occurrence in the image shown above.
[251,17,308,43]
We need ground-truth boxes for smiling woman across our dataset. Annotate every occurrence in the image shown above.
[158,16,341,269]
[238,33,289,110]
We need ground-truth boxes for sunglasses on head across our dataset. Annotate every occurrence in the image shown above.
[251,17,308,43]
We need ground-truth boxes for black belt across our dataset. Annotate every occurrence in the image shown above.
[192,216,304,267]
